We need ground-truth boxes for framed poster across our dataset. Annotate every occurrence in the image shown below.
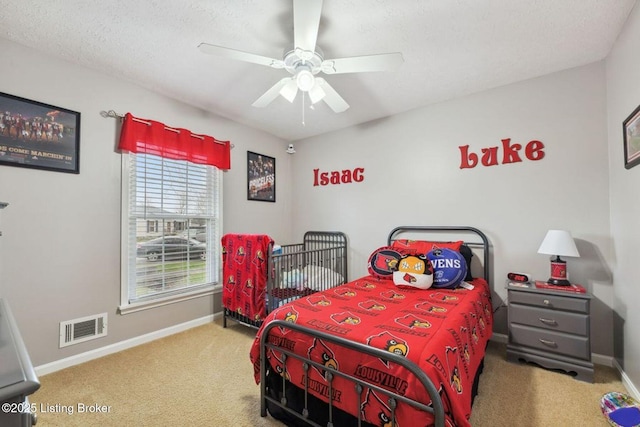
[623,103,640,170]
[0,91,80,174]
[247,151,275,202]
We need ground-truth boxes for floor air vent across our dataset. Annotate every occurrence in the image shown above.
[59,313,108,348]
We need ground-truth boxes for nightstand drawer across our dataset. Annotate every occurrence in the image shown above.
[509,303,589,335]
[509,290,588,314]
[510,324,590,360]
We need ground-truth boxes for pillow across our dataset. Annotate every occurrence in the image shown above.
[393,254,434,290]
[367,246,403,279]
[302,265,344,291]
[459,244,474,281]
[427,248,468,289]
[391,239,463,254]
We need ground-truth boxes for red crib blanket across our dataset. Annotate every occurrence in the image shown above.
[221,234,273,322]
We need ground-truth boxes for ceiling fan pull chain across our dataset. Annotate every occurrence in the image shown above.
[302,93,306,126]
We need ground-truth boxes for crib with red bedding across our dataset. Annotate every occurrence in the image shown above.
[249,226,493,427]
[221,231,348,328]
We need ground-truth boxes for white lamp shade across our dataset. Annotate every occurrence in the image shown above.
[537,230,580,257]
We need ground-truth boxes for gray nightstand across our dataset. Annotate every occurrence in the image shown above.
[506,281,594,382]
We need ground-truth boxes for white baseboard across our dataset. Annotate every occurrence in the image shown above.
[35,313,217,376]
[614,359,640,402]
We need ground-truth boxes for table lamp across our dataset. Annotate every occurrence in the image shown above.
[537,229,580,286]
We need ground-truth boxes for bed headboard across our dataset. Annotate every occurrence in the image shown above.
[387,226,490,283]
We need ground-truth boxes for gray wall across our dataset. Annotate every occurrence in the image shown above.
[0,37,293,366]
[290,62,614,357]
[606,1,640,395]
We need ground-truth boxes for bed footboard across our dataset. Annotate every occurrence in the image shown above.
[259,320,445,427]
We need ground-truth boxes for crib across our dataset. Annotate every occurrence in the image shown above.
[222,231,348,329]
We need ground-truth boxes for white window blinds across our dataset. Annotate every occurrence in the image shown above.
[122,153,221,307]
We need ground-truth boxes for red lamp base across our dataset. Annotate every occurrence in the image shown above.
[547,256,571,286]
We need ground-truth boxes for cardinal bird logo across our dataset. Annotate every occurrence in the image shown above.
[308,339,338,380]
[367,331,408,365]
[361,389,393,427]
[380,290,405,300]
[252,249,266,268]
[268,349,290,381]
[307,294,331,306]
[330,311,361,325]
[242,279,253,298]
[445,346,462,394]
[224,275,235,293]
[359,300,386,311]
[374,253,398,272]
[334,287,356,297]
[234,246,246,264]
[430,292,458,302]
[395,313,431,329]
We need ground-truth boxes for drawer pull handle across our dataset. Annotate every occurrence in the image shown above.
[538,317,557,326]
[543,299,551,306]
[539,338,557,347]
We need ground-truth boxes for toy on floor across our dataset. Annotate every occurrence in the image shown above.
[601,391,640,427]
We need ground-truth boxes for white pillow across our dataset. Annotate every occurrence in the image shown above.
[302,265,344,291]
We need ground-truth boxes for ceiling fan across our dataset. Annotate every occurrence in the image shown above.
[198,0,403,113]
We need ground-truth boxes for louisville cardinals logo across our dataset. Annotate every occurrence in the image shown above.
[430,292,459,302]
[252,249,266,268]
[361,389,394,427]
[330,311,361,325]
[308,338,338,380]
[334,287,356,297]
[367,331,408,365]
[395,313,431,329]
[267,348,290,381]
[445,346,462,394]
[272,306,299,334]
[415,301,448,313]
[234,246,246,264]
[224,275,235,293]
[242,279,253,298]
[359,300,386,311]
[380,290,405,300]
[307,294,331,306]
[355,281,377,289]
[374,253,398,272]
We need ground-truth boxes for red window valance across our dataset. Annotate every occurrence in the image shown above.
[117,113,231,170]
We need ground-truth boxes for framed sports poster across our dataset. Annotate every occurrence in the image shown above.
[0,92,80,174]
[247,151,275,202]
[623,103,640,170]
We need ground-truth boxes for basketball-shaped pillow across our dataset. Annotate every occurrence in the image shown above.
[367,247,403,279]
[427,248,468,289]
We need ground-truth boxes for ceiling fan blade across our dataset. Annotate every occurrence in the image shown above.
[293,0,323,53]
[252,78,291,108]
[315,78,349,113]
[321,52,404,74]
[198,42,284,69]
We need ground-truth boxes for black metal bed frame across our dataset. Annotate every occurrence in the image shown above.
[258,226,491,427]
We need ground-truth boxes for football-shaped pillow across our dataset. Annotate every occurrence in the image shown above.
[393,254,434,290]
[367,247,403,279]
[427,248,468,289]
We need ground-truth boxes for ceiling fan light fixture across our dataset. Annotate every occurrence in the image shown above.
[279,79,299,102]
[296,68,315,92]
[308,84,326,104]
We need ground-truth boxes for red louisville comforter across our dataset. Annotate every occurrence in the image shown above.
[249,275,493,427]
[222,234,273,322]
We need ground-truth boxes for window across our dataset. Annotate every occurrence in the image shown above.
[120,152,221,313]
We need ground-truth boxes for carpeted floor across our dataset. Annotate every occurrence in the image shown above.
[30,318,627,426]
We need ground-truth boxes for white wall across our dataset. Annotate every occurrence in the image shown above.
[606,1,640,393]
[292,62,613,355]
[0,37,293,366]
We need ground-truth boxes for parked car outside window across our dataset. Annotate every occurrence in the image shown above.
[136,236,206,261]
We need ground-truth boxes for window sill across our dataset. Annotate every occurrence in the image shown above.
[119,284,221,315]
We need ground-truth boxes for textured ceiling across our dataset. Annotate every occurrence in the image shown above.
[0,0,636,141]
